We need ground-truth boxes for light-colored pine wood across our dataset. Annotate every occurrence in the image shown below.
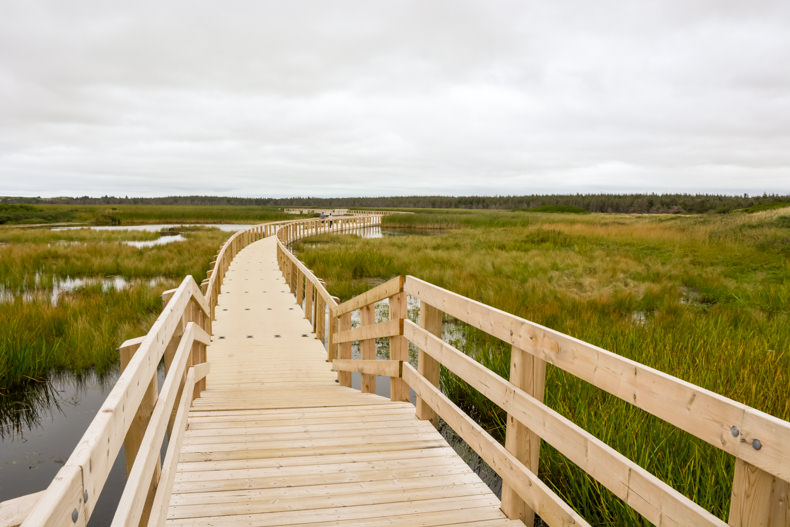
[729,459,790,527]
[149,364,209,527]
[112,323,210,527]
[118,337,160,527]
[159,234,515,527]
[334,276,403,316]
[417,301,442,426]
[23,276,209,526]
[360,303,376,393]
[501,345,546,525]
[404,276,790,482]
[0,491,44,527]
[402,363,587,527]
[333,318,401,344]
[404,320,727,527]
[388,287,409,402]
[332,359,401,378]
[337,312,352,387]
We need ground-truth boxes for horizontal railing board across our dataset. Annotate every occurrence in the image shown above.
[334,276,403,317]
[332,359,402,378]
[333,319,402,344]
[401,363,589,527]
[111,323,210,527]
[21,276,206,527]
[149,363,209,527]
[404,275,790,481]
[404,320,727,527]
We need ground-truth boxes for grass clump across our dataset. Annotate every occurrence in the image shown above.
[294,210,790,525]
[0,227,230,391]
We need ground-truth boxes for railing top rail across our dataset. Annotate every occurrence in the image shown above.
[21,275,207,526]
[403,275,790,481]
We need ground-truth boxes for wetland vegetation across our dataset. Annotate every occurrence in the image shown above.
[293,207,790,525]
[0,225,234,433]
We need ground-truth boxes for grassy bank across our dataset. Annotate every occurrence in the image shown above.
[293,208,790,525]
[0,227,230,391]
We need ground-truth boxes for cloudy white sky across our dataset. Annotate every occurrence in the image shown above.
[1,1,789,198]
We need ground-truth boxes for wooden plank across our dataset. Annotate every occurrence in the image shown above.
[332,359,401,378]
[173,447,458,474]
[729,459,790,527]
[417,301,442,426]
[356,303,373,381]
[118,336,160,527]
[111,324,210,527]
[20,466,86,527]
[333,318,402,344]
[404,320,727,527]
[501,345,546,525]
[404,276,790,481]
[168,473,487,506]
[171,459,473,494]
[334,276,403,317]
[0,491,44,527]
[337,312,352,387]
[165,495,503,526]
[24,276,207,525]
[388,290,410,402]
[402,363,588,527]
[167,481,493,519]
[149,364,210,527]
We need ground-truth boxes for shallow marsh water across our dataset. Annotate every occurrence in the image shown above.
[0,367,166,525]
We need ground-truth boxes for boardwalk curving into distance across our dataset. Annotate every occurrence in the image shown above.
[168,236,521,526]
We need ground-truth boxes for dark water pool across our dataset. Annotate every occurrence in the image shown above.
[0,368,165,525]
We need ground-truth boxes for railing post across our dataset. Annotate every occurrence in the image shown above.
[388,277,409,402]
[328,306,338,362]
[729,459,790,527]
[360,303,376,393]
[305,281,314,325]
[500,345,546,525]
[296,269,304,309]
[315,296,324,342]
[119,338,160,527]
[416,302,442,427]
[337,312,352,387]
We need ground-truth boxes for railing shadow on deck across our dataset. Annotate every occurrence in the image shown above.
[275,218,790,527]
[4,210,788,527]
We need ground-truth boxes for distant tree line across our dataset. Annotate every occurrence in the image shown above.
[1,193,789,214]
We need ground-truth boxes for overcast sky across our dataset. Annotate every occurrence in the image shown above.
[1,1,789,198]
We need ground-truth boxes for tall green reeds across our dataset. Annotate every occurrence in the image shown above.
[0,227,230,391]
[293,208,790,525]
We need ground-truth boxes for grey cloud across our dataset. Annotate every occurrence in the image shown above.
[1,1,789,197]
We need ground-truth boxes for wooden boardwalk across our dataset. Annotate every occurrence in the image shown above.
[166,237,521,526]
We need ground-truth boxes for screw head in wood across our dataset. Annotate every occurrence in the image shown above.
[72,508,79,522]
[730,426,739,437]
[752,439,762,450]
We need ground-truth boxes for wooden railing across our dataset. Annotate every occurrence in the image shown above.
[276,232,790,527]
[13,275,211,527]
[2,212,385,527]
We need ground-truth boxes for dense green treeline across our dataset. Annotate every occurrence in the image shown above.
[3,193,790,215]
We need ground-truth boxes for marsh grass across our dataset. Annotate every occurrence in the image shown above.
[0,203,300,226]
[294,208,790,525]
[0,227,230,391]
